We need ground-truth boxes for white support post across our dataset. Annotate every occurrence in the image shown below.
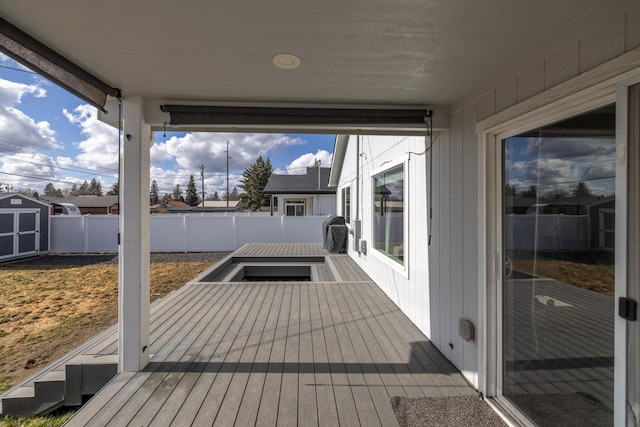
[118,97,151,372]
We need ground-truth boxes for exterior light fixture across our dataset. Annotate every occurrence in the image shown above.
[272,53,301,70]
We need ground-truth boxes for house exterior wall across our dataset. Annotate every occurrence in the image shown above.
[452,2,640,404]
[336,4,640,414]
[315,194,336,216]
[336,134,436,356]
[271,194,336,216]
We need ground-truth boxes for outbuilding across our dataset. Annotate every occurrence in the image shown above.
[0,193,50,262]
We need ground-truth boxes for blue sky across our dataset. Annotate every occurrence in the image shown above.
[0,54,335,198]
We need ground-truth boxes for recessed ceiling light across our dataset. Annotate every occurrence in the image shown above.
[272,53,301,70]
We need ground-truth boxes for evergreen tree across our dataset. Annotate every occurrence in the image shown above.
[150,180,160,204]
[570,180,593,198]
[70,183,79,196]
[212,191,219,201]
[107,180,119,196]
[504,184,516,197]
[89,178,103,196]
[172,184,185,202]
[238,156,273,211]
[43,183,63,197]
[521,185,537,198]
[185,175,199,206]
[44,183,56,196]
[228,186,240,201]
[78,180,91,195]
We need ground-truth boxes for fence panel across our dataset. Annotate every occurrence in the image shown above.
[50,214,326,253]
[186,215,236,251]
[236,216,283,246]
[85,216,118,252]
[150,215,187,252]
[50,216,85,252]
[282,216,325,243]
[505,214,589,251]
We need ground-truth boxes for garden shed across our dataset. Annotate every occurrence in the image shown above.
[0,193,50,262]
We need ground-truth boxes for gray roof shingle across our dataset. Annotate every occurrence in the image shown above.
[263,167,336,194]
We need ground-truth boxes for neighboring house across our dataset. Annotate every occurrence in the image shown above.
[150,200,189,214]
[41,195,119,215]
[202,201,240,209]
[151,200,240,214]
[263,167,336,216]
[0,193,50,262]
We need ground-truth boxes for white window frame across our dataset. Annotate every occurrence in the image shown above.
[370,158,408,276]
[341,185,351,224]
[477,78,631,426]
[284,199,305,216]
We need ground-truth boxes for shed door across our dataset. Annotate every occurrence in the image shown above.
[0,211,15,259]
[0,209,40,260]
[17,210,39,255]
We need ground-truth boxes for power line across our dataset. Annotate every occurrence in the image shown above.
[0,170,78,185]
[0,64,36,74]
[2,152,118,178]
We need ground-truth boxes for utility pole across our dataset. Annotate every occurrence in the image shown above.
[200,164,205,207]
[225,140,229,208]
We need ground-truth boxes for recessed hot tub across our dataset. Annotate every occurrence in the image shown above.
[197,255,332,283]
[230,264,311,281]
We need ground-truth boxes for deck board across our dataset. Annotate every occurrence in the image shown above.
[63,244,477,426]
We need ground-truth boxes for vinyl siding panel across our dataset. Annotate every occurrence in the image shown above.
[334,1,640,401]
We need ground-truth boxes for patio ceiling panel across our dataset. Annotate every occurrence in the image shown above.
[0,0,604,110]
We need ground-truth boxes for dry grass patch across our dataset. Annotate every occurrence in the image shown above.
[0,261,211,393]
[511,259,614,296]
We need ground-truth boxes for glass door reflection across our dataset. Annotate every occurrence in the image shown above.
[502,105,615,425]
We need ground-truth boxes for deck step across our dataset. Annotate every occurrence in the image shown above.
[1,379,64,418]
[0,354,118,417]
[65,355,118,406]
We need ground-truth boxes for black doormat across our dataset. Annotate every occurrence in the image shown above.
[391,395,507,427]
[509,392,612,427]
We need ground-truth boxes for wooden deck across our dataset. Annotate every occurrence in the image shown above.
[503,276,614,411]
[64,244,476,426]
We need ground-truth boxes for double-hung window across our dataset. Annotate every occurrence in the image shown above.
[373,164,404,264]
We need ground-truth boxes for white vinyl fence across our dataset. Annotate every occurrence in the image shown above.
[50,214,327,253]
[505,214,589,251]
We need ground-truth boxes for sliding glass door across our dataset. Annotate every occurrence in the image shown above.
[501,105,616,425]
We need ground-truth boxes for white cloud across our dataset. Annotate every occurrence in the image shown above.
[63,104,119,173]
[524,137,615,158]
[0,78,57,153]
[285,150,333,174]
[0,153,59,191]
[149,165,243,198]
[149,132,307,195]
[151,132,305,172]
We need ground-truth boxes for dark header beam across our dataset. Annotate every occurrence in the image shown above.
[0,17,119,111]
[160,105,430,127]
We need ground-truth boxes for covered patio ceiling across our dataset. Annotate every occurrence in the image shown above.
[0,0,608,133]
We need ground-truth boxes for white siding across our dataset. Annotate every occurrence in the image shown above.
[336,3,640,394]
[337,135,445,359]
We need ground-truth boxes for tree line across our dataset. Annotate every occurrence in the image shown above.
[42,178,117,198]
[37,156,274,209]
[505,180,599,199]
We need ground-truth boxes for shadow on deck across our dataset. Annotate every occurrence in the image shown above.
[2,243,477,426]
